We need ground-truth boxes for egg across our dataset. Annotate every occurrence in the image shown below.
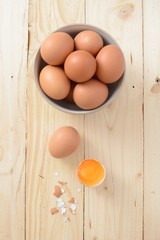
[40,32,74,65]
[77,159,106,187]
[96,45,125,83]
[73,79,109,110]
[64,50,96,83]
[48,126,80,158]
[39,65,70,100]
[74,30,103,56]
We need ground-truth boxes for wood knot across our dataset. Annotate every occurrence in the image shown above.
[119,3,135,19]
[155,77,160,82]
[151,191,155,194]
[136,172,142,178]
[89,219,92,229]
[93,237,97,240]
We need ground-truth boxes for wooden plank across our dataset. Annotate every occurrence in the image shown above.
[143,1,160,240]
[85,1,143,239]
[27,1,85,239]
[0,0,28,240]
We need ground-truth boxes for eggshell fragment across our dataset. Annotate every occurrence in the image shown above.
[40,32,74,65]
[39,65,70,100]
[74,30,103,56]
[68,203,77,214]
[56,199,65,208]
[49,126,80,158]
[73,79,109,110]
[54,172,59,176]
[53,185,63,198]
[61,188,65,194]
[96,45,125,84]
[60,207,66,215]
[51,207,59,215]
[70,203,77,211]
[77,188,82,193]
[58,181,68,186]
[68,198,75,203]
[64,216,70,222]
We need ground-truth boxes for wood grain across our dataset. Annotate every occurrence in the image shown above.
[27,1,85,239]
[144,1,160,240]
[85,1,143,239]
[0,0,28,239]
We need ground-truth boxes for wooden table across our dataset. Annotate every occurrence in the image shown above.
[0,1,160,239]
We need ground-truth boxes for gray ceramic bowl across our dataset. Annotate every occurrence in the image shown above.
[34,24,125,114]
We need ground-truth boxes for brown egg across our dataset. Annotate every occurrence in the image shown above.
[73,79,109,110]
[74,30,103,56]
[96,45,125,84]
[40,32,74,65]
[39,65,70,100]
[64,50,96,83]
[49,126,80,158]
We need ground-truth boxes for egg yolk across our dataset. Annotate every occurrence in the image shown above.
[77,159,106,187]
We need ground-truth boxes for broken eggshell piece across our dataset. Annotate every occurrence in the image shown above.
[51,207,59,215]
[53,185,65,198]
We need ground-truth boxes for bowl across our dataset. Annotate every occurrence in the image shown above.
[34,23,125,115]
